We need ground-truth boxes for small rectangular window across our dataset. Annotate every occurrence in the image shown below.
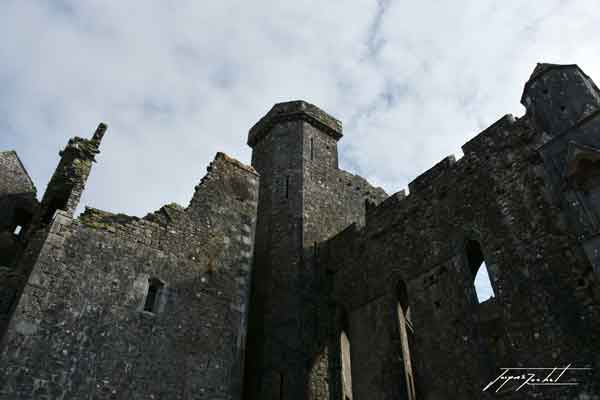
[310,138,314,160]
[144,278,164,312]
[13,208,32,238]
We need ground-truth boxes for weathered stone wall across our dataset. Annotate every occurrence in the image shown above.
[0,151,38,342]
[0,151,36,209]
[244,116,307,400]
[0,153,259,400]
[0,151,37,260]
[1,125,105,353]
[300,122,386,400]
[319,64,600,400]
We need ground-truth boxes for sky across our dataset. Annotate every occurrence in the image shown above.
[1,1,599,299]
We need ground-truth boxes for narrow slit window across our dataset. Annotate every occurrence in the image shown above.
[341,330,353,400]
[310,138,314,160]
[144,278,164,312]
[279,372,284,400]
[285,176,289,199]
[466,240,495,303]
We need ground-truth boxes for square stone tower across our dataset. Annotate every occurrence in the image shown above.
[244,101,387,400]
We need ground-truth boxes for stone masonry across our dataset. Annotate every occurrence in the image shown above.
[0,126,259,399]
[1,63,600,400]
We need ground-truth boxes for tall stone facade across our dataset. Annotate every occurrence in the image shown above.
[243,102,387,400]
[0,127,260,399]
[1,63,600,400]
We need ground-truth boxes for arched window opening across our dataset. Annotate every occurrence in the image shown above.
[474,263,495,303]
[143,277,164,313]
[466,240,495,303]
[340,330,353,400]
[397,280,417,400]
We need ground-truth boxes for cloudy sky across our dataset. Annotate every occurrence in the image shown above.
[2,0,599,218]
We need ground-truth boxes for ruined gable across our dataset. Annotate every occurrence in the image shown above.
[0,150,38,250]
[0,145,258,399]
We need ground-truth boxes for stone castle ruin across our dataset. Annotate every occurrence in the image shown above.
[1,63,599,399]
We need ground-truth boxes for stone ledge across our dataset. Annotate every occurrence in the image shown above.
[247,100,343,147]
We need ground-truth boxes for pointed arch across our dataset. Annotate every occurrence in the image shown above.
[465,240,495,303]
[338,306,353,400]
[396,280,417,400]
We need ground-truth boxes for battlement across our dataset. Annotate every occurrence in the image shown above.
[247,100,343,147]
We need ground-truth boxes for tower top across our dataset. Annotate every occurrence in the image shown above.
[58,122,108,162]
[520,63,588,105]
[92,122,108,144]
[520,63,600,135]
[247,100,342,148]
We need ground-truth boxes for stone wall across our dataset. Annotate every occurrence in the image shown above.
[319,64,600,400]
[0,153,259,400]
[0,151,37,206]
[0,151,37,263]
[300,121,386,400]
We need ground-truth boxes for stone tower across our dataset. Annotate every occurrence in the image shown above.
[244,101,387,400]
[0,124,106,344]
[38,123,107,224]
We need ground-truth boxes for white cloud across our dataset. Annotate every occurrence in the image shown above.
[1,0,599,217]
